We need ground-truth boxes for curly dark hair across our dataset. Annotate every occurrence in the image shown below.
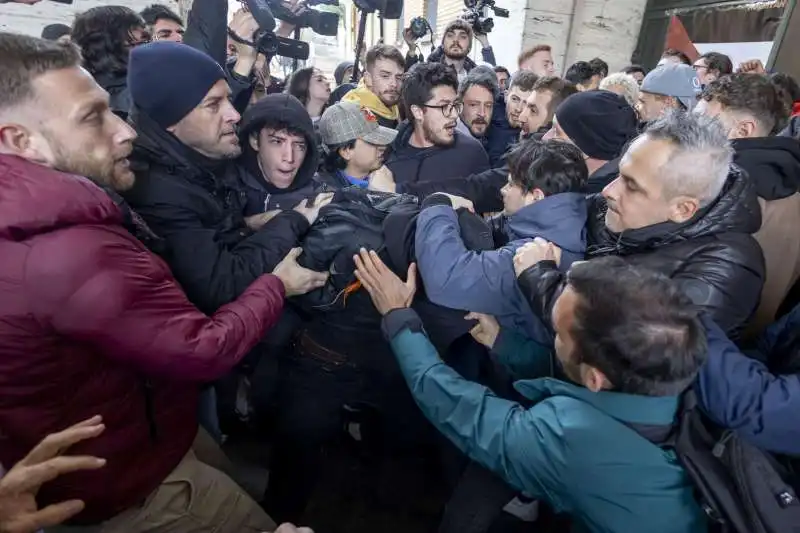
[72,6,145,77]
[589,57,609,78]
[698,52,733,77]
[701,73,788,135]
[506,139,587,196]
[140,4,183,27]
[662,48,691,65]
[401,62,458,124]
[565,61,595,86]
[770,72,800,118]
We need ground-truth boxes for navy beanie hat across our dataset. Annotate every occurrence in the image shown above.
[556,90,638,161]
[128,42,226,129]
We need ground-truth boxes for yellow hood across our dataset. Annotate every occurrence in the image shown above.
[342,86,399,121]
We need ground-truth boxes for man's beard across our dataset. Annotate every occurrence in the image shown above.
[423,120,456,147]
[469,118,488,136]
[379,90,400,107]
[444,45,467,60]
[45,130,132,191]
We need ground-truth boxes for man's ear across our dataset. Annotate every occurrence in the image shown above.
[583,365,610,393]
[0,123,48,165]
[668,195,700,224]
[524,187,545,205]
[410,104,425,123]
[249,133,259,152]
[733,117,758,139]
[339,143,354,162]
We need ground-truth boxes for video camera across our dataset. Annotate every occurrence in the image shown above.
[461,0,508,34]
[243,0,339,38]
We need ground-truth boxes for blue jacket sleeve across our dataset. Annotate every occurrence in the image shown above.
[382,308,568,503]
[696,317,800,455]
[492,327,553,380]
[415,205,520,317]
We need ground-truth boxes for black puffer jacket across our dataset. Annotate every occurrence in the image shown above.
[124,108,309,314]
[519,168,765,340]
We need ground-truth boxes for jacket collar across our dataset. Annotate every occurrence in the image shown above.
[506,193,587,254]
[514,377,679,425]
[0,155,122,240]
[588,166,761,255]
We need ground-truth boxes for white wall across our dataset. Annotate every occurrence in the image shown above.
[478,0,528,70]
[520,0,646,74]
[0,0,180,36]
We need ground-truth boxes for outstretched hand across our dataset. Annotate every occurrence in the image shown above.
[353,249,416,315]
[0,416,106,533]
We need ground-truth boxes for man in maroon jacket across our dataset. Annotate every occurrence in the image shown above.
[0,32,324,532]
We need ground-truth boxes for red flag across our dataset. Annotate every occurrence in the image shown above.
[664,15,700,63]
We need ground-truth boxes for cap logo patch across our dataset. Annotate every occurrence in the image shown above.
[361,107,378,123]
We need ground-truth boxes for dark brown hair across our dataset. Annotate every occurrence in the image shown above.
[0,32,81,111]
[365,44,405,72]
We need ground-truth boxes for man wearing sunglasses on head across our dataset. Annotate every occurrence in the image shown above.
[384,62,490,186]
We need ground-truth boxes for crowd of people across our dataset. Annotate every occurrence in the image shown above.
[2,0,800,532]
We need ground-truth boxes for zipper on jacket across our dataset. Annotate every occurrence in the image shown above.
[143,379,158,442]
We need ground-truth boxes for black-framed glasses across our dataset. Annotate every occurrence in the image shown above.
[422,101,463,117]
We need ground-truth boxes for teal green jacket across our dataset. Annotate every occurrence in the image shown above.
[383,309,706,533]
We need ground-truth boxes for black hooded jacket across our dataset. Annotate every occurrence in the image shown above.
[94,72,132,120]
[123,108,309,314]
[732,136,800,201]
[385,120,490,186]
[237,94,324,215]
[518,168,765,340]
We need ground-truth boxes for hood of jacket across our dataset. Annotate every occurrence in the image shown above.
[506,193,587,255]
[0,155,122,240]
[342,85,400,121]
[732,136,800,201]
[588,166,761,254]
[238,94,319,196]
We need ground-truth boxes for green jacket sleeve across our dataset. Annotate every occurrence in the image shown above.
[382,308,568,506]
[492,327,554,380]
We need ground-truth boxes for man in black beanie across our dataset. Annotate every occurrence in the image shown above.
[123,42,328,315]
[543,90,638,193]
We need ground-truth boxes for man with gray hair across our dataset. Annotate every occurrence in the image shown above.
[456,66,498,140]
[516,111,765,338]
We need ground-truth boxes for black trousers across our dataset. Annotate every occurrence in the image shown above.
[263,343,428,524]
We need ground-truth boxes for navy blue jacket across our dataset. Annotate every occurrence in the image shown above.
[415,193,587,343]
[385,121,490,185]
[485,95,520,167]
[698,312,800,455]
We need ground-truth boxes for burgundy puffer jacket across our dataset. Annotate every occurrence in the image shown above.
[0,155,285,524]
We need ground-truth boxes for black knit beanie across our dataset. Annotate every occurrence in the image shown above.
[555,90,638,161]
[128,42,226,129]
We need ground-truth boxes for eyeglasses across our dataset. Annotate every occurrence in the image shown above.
[422,101,463,117]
